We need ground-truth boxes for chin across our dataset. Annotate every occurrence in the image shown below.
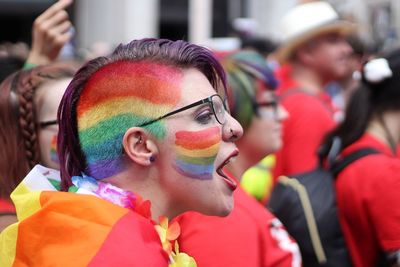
[215,197,235,217]
[201,196,234,217]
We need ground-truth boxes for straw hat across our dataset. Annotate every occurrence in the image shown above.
[275,1,355,63]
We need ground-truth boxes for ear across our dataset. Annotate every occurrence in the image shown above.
[123,127,159,166]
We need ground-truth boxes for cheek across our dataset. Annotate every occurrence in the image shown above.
[173,126,221,180]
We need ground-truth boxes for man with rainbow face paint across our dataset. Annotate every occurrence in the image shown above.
[0,39,243,266]
[176,50,302,267]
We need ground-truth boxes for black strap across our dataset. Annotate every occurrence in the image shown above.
[330,148,380,177]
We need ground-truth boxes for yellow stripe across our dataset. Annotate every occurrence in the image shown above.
[0,223,18,267]
[79,97,174,130]
[11,182,42,221]
[175,143,220,158]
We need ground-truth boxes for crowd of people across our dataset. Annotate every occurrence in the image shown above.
[0,1,399,267]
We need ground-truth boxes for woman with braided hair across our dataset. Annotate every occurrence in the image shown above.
[0,63,77,230]
[319,48,400,267]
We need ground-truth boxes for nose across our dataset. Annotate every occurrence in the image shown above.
[276,104,289,122]
[341,39,353,56]
[222,113,243,142]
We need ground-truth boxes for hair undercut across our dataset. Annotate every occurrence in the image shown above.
[58,38,227,190]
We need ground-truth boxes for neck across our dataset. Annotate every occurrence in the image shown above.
[290,61,326,94]
[366,111,400,154]
[105,168,172,223]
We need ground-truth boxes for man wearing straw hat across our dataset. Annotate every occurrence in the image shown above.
[272,1,354,179]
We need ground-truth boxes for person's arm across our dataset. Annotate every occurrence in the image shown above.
[25,0,73,67]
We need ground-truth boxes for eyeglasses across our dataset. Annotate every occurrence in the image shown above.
[39,119,58,128]
[138,94,228,127]
[254,100,279,119]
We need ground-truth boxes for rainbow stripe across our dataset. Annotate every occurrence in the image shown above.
[174,127,221,180]
[77,61,182,179]
[0,165,168,266]
[50,135,59,164]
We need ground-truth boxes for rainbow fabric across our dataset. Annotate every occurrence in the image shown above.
[0,165,169,266]
[174,127,221,180]
[50,135,59,164]
[77,61,182,179]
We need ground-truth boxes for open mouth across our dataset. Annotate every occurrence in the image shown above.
[216,150,239,191]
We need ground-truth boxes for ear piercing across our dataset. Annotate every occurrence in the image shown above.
[150,155,156,163]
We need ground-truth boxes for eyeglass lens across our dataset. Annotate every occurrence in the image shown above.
[211,95,226,124]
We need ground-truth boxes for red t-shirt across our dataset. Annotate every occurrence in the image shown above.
[336,133,400,267]
[176,176,302,267]
[273,64,337,179]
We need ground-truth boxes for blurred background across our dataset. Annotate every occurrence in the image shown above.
[0,0,399,57]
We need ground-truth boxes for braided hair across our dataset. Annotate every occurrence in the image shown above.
[0,63,77,199]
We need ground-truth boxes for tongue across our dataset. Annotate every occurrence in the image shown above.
[221,170,237,191]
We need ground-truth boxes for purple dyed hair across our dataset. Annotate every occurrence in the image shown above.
[57,38,227,190]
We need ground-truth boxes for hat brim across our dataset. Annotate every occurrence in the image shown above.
[274,20,356,64]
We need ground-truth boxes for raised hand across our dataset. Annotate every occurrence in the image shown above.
[26,0,73,66]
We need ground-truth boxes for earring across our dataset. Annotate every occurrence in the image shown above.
[150,155,156,163]
[137,136,142,144]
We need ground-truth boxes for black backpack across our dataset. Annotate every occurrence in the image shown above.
[267,147,379,267]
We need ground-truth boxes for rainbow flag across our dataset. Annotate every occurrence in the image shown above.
[0,165,169,266]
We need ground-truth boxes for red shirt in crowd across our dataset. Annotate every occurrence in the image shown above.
[176,175,302,267]
[273,64,337,179]
[336,133,400,267]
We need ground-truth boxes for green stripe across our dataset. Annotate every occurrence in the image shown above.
[176,155,216,165]
[79,114,166,148]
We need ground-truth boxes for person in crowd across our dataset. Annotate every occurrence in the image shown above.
[272,1,354,179]
[176,50,301,267]
[319,49,400,267]
[0,38,243,266]
[0,63,77,231]
[0,0,76,232]
[0,0,73,82]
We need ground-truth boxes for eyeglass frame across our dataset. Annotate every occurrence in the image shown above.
[138,94,228,127]
[253,99,279,119]
[39,119,58,128]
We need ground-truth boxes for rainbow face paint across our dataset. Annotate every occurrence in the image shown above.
[50,135,59,164]
[77,61,182,179]
[174,126,221,180]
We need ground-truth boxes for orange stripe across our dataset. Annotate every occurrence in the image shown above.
[175,134,220,149]
[77,61,182,115]
[175,127,220,150]
[14,192,128,266]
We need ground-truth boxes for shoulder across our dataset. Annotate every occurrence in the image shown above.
[5,191,168,266]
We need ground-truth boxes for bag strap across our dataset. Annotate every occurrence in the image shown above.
[330,148,380,177]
